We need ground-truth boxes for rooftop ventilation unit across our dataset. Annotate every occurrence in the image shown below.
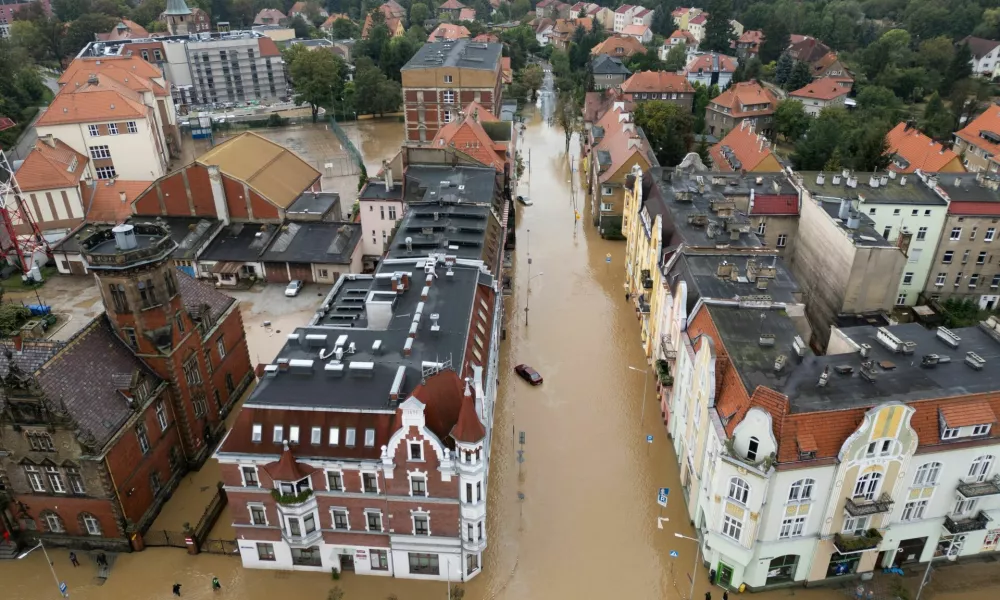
[818,366,830,387]
[774,354,787,372]
[793,336,807,357]
[372,340,382,355]
[936,326,961,348]
[305,334,328,347]
[859,343,872,358]
[403,337,414,356]
[288,359,314,372]
[876,327,903,352]
[430,313,441,332]
[324,361,345,375]
[389,366,406,401]
[263,364,279,377]
[965,352,986,370]
[349,361,375,376]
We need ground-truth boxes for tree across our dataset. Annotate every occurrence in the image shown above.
[774,99,810,142]
[64,14,117,58]
[556,93,579,149]
[381,35,419,82]
[758,20,789,64]
[328,18,358,39]
[663,42,687,72]
[129,0,166,28]
[354,58,401,115]
[634,101,694,167]
[784,61,812,91]
[701,0,735,53]
[52,0,92,21]
[855,85,902,123]
[696,136,711,165]
[774,53,793,87]
[792,107,851,170]
[917,93,951,141]
[9,21,48,64]
[289,49,344,121]
[291,15,311,38]
[519,64,543,100]
[941,42,973,96]
[511,0,530,19]
[410,2,428,25]
[917,36,955,75]
[850,124,891,172]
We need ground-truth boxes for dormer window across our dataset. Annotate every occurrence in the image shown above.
[276,476,311,496]
[940,402,997,441]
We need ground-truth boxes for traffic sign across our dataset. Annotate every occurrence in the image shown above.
[59,582,67,594]
[606,253,612,263]
[646,434,654,444]
[670,550,679,558]
[657,487,669,507]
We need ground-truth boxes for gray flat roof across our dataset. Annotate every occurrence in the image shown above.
[673,253,801,311]
[404,165,497,204]
[782,322,1000,413]
[651,167,762,248]
[127,216,223,260]
[402,39,502,71]
[932,172,1000,203]
[200,222,278,262]
[803,171,945,206]
[815,197,894,248]
[259,222,360,265]
[388,203,495,262]
[287,191,340,218]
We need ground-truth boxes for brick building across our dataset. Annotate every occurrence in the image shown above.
[401,40,503,144]
[0,221,253,551]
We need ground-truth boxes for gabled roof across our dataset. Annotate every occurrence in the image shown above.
[382,0,406,17]
[667,29,697,44]
[709,124,779,173]
[615,4,635,14]
[593,107,655,183]
[688,13,706,24]
[321,13,352,28]
[262,443,318,481]
[176,270,235,323]
[686,52,738,74]
[789,76,851,101]
[429,22,471,41]
[85,180,152,223]
[195,131,321,209]
[955,103,1000,156]
[961,36,1000,60]
[37,89,147,126]
[621,70,693,94]
[787,36,830,63]
[591,54,630,76]
[590,34,647,57]
[254,8,286,23]
[439,0,466,8]
[810,51,843,75]
[60,55,168,97]
[14,138,88,192]
[621,23,650,37]
[432,102,506,172]
[96,19,149,42]
[709,80,777,118]
[885,122,963,174]
[458,7,476,20]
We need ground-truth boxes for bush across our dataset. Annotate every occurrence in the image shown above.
[0,303,30,334]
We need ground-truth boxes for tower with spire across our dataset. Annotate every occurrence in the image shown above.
[164,0,194,35]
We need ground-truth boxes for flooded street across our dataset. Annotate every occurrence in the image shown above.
[5,90,1000,600]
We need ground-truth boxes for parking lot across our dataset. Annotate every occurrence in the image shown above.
[16,274,331,364]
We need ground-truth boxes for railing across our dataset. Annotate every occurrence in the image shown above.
[833,529,883,554]
[957,474,1000,498]
[638,294,650,314]
[327,116,363,173]
[944,510,991,534]
[660,334,676,359]
[845,493,894,517]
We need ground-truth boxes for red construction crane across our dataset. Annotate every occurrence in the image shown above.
[0,144,51,274]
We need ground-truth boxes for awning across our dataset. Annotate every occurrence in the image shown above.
[211,262,241,275]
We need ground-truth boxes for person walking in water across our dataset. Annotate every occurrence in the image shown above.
[212,577,221,592]
[705,592,712,600]
[69,552,79,567]
[173,583,182,596]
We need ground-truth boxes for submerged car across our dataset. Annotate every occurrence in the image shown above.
[517,195,533,206]
[285,280,304,297]
[515,364,543,385]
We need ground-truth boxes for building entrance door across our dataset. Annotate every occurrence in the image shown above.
[717,563,734,587]
[340,553,355,571]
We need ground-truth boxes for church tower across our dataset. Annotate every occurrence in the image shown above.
[164,0,194,35]
[80,222,221,464]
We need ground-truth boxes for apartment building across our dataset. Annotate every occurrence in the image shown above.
[659,29,699,61]
[921,172,1000,309]
[664,302,1000,591]
[732,30,762,60]
[586,102,656,232]
[214,178,508,579]
[401,40,503,144]
[619,71,695,111]
[0,0,49,38]
[591,55,631,90]
[953,104,1000,174]
[590,34,647,60]
[705,81,776,138]
[962,36,1000,78]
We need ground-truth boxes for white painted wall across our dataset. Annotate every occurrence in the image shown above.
[359,198,404,256]
[36,120,167,181]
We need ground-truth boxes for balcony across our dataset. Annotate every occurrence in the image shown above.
[641,269,653,289]
[660,334,676,359]
[844,493,894,517]
[638,294,650,314]
[655,359,674,387]
[283,528,323,548]
[957,475,1000,498]
[943,510,992,534]
[833,529,883,554]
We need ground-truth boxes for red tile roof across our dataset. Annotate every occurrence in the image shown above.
[590,35,647,57]
[262,443,318,482]
[60,55,169,97]
[709,80,776,118]
[885,122,963,174]
[955,103,1000,157]
[948,202,1000,216]
[258,37,281,57]
[941,400,998,427]
[439,0,466,8]
[751,194,798,215]
[254,8,286,24]
[321,13,352,29]
[451,386,486,442]
[687,52,738,74]
[86,180,152,223]
[96,19,149,42]
[789,76,851,101]
[15,138,88,192]
[621,71,694,94]
[689,14,706,24]
[38,89,147,126]
[429,22,470,40]
[458,7,476,20]
[432,102,505,172]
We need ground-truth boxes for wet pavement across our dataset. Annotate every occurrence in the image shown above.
[5,89,1000,600]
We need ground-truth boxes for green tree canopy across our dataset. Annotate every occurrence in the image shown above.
[329,18,358,39]
[289,49,346,121]
[64,14,118,58]
[663,42,687,72]
[409,2,429,25]
[702,0,736,53]
[354,57,402,115]
[774,99,810,142]
[634,102,694,167]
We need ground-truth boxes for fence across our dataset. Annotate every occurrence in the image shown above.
[201,539,240,555]
[192,483,228,543]
[327,117,364,173]
[143,530,190,548]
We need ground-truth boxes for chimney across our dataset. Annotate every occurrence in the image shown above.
[869,175,879,188]
[928,175,938,188]
[119,191,127,203]
[900,175,907,186]
[838,198,851,220]
[12,333,23,352]
[880,174,889,186]
[40,134,56,148]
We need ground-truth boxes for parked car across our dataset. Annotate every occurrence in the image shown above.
[514,364,543,385]
[517,195,533,206]
[285,280,304,297]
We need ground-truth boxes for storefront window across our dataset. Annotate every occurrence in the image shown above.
[826,554,860,578]
[766,555,799,584]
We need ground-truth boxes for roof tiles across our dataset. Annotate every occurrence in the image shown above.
[941,400,997,427]
[15,138,88,192]
[885,122,963,174]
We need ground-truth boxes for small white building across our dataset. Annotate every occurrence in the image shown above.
[962,36,1000,78]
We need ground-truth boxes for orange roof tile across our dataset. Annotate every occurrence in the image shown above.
[956,104,1000,157]
[885,122,964,174]
[60,55,168,97]
[439,0,466,8]
[709,124,778,172]
[432,103,505,172]
[796,431,817,452]
[429,22,470,40]
[590,35,647,57]
[86,180,152,223]
[322,13,352,28]
[686,52,738,74]
[789,76,850,102]
[941,400,997,428]
[593,106,653,183]
[37,90,147,126]
[15,138,88,192]
[458,7,476,20]
[709,80,776,118]
[96,19,150,42]
[258,37,281,57]
[621,71,694,94]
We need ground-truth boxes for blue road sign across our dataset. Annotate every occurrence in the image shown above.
[606,253,612,263]
[59,582,68,594]
[657,487,669,507]
[670,550,679,558]
[646,434,654,443]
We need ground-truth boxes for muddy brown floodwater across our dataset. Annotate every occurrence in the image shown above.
[5,107,1000,600]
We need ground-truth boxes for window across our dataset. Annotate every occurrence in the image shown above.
[364,428,375,447]
[345,428,356,446]
[66,468,85,494]
[371,549,389,570]
[955,272,964,287]
[467,552,480,575]
[972,227,979,241]
[89,145,111,159]
[951,227,962,240]
[883,226,892,239]
[936,272,946,286]
[902,500,927,521]
[109,284,129,313]
[913,462,941,486]
[409,442,423,461]
[776,234,787,247]
[413,515,430,535]
[249,504,266,525]
[289,426,300,444]
[963,249,971,263]
[917,226,927,241]
[600,202,613,211]
[273,425,283,443]
[757,221,766,235]
[366,511,382,531]
[902,272,914,285]
[25,465,45,492]
[82,513,102,535]
[362,472,378,493]
[721,514,742,541]
[88,124,100,136]
[182,355,201,385]
[869,208,877,215]
[969,455,994,482]
[444,75,453,83]
[942,427,959,440]
[478,522,483,540]
[853,471,882,500]
[409,552,438,574]
[127,121,138,134]
[252,424,262,442]
[745,436,760,461]
[973,424,992,436]
[26,431,54,451]
[843,515,868,535]
[411,475,427,496]
[993,275,1000,288]
[978,251,989,265]
[150,470,161,495]
[310,427,321,445]
[728,477,750,504]
[43,512,65,533]
[953,498,977,515]
[893,208,901,216]
[257,543,276,561]
[327,471,343,491]
[788,479,814,502]
[136,422,150,454]
[107,123,119,135]
[865,439,893,458]
[971,273,980,287]
[987,227,996,242]
[45,466,65,493]
[477,481,482,502]
[443,109,454,123]
[329,427,339,445]
[242,466,259,487]
[779,516,806,538]
[602,185,613,196]
[943,251,954,264]
[154,49,162,61]
[389,206,397,220]
[911,209,919,216]
[216,337,226,359]
[95,166,117,180]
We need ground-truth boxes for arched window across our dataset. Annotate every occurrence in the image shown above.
[969,455,995,482]
[79,513,102,536]
[747,436,760,461]
[788,478,815,502]
[853,471,883,501]
[728,477,750,504]
[39,510,65,534]
[913,462,942,486]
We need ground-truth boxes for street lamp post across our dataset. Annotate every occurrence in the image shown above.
[675,532,702,600]
[915,539,957,600]
[628,365,650,428]
[18,540,65,598]
[524,272,543,326]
